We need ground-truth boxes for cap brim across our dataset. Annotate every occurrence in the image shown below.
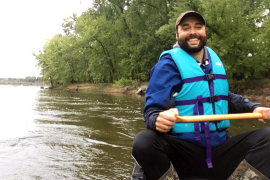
[180,12,205,25]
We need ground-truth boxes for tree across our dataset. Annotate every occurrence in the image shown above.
[157,0,270,82]
[34,0,270,87]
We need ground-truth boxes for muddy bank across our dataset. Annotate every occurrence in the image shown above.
[66,83,147,96]
[61,83,270,103]
[242,85,270,104]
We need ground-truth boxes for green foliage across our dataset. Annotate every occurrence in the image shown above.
[261,79,270,85]
[113,78,132,87]
[202,0,268,79]
[34,0,270,87]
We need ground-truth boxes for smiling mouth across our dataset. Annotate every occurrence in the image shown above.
[187,38,200,46]
[188,38,199,42]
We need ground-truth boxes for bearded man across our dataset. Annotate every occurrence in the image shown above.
[132,11,270,180]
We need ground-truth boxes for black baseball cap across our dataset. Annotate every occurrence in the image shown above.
[175,11,205,30]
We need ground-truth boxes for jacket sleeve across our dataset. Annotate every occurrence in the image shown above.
[143,54,182,130]
[228,91,260,113]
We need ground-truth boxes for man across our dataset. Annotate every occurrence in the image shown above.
[132,11,270,180]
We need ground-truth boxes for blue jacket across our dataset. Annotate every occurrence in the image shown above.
[143,47,260,147]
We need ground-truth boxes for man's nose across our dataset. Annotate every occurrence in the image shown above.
[190,27,196,34]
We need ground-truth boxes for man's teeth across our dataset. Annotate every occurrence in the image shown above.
[189,39,198,41]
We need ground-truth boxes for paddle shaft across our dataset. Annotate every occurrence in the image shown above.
[176,113,263,123]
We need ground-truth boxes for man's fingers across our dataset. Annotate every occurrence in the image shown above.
[155,108,179,133]
[156,115,175,132]
[258,118,264,123]
[158,111,177,123]
[156,119,174,132]
[156,124,173,133]
[253,107,270,121]
[168,108,179,115]
[156,116,175,126]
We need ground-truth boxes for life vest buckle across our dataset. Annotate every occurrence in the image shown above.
[208,96,218,103]
[204,74,215,80]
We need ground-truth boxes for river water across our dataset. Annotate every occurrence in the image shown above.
[0,85,269,179]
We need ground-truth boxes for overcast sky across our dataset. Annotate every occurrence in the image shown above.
[0,0,93,78]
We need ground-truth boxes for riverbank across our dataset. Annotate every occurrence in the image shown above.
[242,85,270,103]
[65,83,270,102]
[66,83,147,95]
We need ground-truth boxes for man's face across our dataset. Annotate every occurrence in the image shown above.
[175,16,207,54]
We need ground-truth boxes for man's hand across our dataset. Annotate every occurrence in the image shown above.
[155,108,178,133]
[253,107,270,122]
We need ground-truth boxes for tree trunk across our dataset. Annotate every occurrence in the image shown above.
[88,71,94,83]
[108,71,113,83]
[137,66,141,82]
[164,0,168,21]
[50,76,53,87]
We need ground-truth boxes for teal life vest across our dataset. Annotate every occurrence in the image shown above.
[159,47,230,134]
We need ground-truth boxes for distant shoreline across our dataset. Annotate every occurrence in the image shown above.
[0,82,45,86]
[0,77,44,86]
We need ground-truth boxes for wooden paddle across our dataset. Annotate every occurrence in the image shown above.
[176,113,263,123]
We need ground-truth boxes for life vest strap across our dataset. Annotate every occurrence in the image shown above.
[193,95,214,169]
[193,95,204,141]
[175,95,228,106]
[182,74,227,84]
[205,121,213,168]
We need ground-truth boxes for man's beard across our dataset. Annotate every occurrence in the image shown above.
[177,33,207,54]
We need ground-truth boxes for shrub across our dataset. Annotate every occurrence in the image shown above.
[113,78,132,87]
